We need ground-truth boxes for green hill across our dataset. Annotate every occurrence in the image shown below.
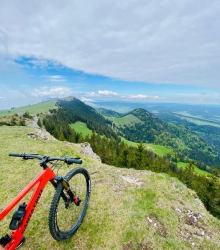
[43,97,118,141]
[0,100,57,116]
[97,108,122,117]
[1,126,220,249]
[105,114,143,127]
[113,108,219,169]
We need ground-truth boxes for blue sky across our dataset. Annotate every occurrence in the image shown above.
[0,1,220,109]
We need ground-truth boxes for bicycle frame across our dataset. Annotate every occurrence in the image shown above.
[0,167,56,250]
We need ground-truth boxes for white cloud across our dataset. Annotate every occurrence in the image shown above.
[127,94,159,99]
[32,86,73,97]
[43,75,66,82]
[98,90,118,96]
[81,97,94,102]
[88,92,96,97]
[0,0,219,88]
[84,90,159,101]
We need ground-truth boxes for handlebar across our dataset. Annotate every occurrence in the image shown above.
[9,153,82,165]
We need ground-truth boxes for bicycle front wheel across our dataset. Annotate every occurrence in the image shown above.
[49,167,91,241]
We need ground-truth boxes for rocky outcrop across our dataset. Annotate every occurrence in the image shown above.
[27,116,39,128]
[79,142,101,163]
[27,129,56,141]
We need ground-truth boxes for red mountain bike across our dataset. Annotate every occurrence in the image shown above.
[0,153,91,250]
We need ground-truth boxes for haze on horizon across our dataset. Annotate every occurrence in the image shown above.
[0,0,220,110]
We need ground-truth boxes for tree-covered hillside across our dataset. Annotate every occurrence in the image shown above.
[113,108,220,168]
[43,98,119,142]
[97,108,122,117]
[157,111,220,153]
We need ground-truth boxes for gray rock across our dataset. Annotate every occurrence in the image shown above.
[79,142,101,163]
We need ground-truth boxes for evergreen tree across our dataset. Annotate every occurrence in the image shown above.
[135,142,146,169]
[180,161,194,188]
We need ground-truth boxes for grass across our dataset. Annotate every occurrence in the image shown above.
[177,162,212,176]
[147,143,172,156]
[120,137,172,156]
[70,122,92,138]
[70,121,172,157]
[0,100,57,117]
[1,126,220,249]
[105,114,143,127]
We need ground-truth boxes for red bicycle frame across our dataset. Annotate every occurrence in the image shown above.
[0,167,56,250]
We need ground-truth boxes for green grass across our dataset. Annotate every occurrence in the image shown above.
[69,122,172,157]
[0,100,57,116]
[105,114,143,127]
[70,122,92,138]
[147,143,172,156]
[177,162,211,176]
[120,137,172,156]
[1,126,220,249]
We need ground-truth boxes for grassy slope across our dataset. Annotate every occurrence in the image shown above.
[121,138,211,176]
[70,122,92,137]
[121,137,172,157]
[177,162,212,176]
[0,100,57,116]
[104,114,143,126]
[69,122,172,158]
[1,126,220,250]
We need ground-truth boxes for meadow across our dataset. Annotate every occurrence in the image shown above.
[104,114,143,127]
[70,122,93,137]
[0,100,57,116]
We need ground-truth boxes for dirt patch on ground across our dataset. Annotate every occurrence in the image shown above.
[146,212,168,238]
[171,206,213,247]
[123,241,153,250]
[120,175,144,186]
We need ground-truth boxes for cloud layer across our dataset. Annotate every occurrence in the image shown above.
[0,0,220,88]
[84,90,159,101]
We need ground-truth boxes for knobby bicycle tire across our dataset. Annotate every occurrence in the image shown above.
[48,167,91,241]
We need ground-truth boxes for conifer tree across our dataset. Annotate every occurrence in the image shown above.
[135,142,146,169]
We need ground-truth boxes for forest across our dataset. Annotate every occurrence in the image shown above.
[115,109,220,168]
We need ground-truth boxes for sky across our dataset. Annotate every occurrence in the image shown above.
[0,0,220,109]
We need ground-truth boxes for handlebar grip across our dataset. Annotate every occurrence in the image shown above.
[9,153,23,157]
[66,157,82,165]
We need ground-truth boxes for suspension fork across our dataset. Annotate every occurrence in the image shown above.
[50,178,68,202]
[50,177,81,206]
